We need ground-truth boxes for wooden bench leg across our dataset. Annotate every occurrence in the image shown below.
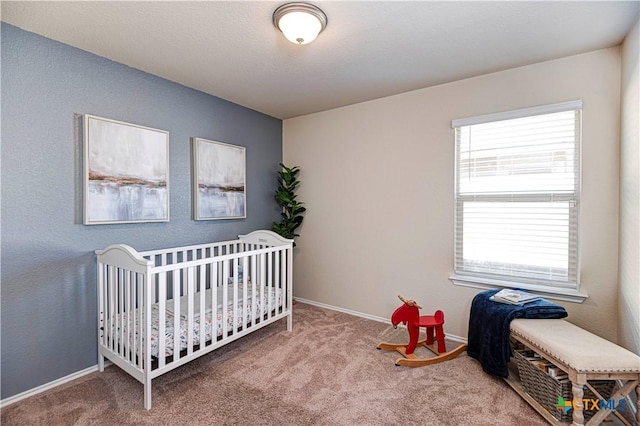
[572,382,585,426]
[636,382,640,425]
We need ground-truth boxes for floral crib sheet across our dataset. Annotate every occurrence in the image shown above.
[107,284,283,358]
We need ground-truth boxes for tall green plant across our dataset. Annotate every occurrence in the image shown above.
[271,163,305,242]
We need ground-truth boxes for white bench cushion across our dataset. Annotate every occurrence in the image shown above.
[510,319,640,374]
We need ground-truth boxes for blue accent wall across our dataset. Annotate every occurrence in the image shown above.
[0,23,282,399]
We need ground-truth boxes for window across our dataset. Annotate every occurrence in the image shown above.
[451,101,582,295]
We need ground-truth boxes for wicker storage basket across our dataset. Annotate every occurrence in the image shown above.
[513,349,615,422]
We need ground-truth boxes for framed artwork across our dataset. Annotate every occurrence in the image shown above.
[192,137,246,220]
[83,115,169,225]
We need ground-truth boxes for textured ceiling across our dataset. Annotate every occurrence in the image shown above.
[2,1,639,119]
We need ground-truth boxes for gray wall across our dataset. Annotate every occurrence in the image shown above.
[1,23,283,399]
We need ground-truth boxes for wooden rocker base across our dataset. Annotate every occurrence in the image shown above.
[377,340,468,367]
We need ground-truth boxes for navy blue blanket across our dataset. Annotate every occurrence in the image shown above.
[467,289,567,378]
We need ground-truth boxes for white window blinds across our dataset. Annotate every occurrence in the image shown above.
[453,101,581,288]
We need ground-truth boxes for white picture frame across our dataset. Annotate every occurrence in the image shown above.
[192,137,246,220]
[83,115,169,225]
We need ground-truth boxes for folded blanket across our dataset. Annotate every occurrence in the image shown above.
[467,289,568,378]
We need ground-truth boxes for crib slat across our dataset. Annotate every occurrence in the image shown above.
[282,249,287,312]
[232,261,239,334]
[104,265,110,350]
[278,250,283,312]
[242,256,248,331]
[158,273,166,369]
[274,250,279,313]
[222,261,229,337]
[173,269,181,362]
[120,270,125,359]
[279,250,284,314]
[181,249,188,318]
[211,261,218,342]
[128,271,135,364]
[106,266,113,352]
[186,266,194,355]
[114,268,120,355]
[263,252,277,318]
[251,254,257,327]
[127,270,133,361]
[119,269,126,358]
[109,265,117,353]
[125,271,132,362]
[198,265,206,348]
[131,271,137,363]
[125,270,131,360]
[260,253,266,320]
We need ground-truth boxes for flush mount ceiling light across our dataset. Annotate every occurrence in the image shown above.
[273,2,328,45]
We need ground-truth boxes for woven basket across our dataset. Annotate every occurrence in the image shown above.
[513,349,615,422]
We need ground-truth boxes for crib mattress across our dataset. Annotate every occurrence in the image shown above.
[108,284,283,358]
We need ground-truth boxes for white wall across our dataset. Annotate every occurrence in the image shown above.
[284,47,621,342]
[619,18,640,355]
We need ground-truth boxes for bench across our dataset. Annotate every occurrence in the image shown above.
[509,319,640,426]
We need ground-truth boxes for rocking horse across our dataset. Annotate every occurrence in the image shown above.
[376,294,467,367]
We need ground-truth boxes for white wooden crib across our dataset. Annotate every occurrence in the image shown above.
[95,230,293,409]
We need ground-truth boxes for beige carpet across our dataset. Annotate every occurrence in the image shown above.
[1,302,547,425]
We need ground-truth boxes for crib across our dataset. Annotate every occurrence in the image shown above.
[95,230,293,409]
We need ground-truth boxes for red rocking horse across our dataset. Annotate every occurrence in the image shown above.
[376,294,467,367]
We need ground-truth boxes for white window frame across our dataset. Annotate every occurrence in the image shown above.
[449,100,588,303]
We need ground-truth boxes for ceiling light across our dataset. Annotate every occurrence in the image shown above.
[273,2,327,45]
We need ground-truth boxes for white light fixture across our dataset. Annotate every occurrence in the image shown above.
[273,2,327,45]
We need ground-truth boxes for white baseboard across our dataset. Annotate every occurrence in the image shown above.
[294,297,468,344]
[0,361,111,408]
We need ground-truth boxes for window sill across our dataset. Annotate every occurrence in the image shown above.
[449,274,589,304]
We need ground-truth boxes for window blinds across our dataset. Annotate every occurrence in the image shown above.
[453,102,581,287]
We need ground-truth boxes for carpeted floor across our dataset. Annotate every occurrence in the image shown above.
[1,302,548,425]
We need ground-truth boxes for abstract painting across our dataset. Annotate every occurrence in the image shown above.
[83,115,169,224]
[192,138,246,220]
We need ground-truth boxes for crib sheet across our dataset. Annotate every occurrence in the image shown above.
[108,284,283,358]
